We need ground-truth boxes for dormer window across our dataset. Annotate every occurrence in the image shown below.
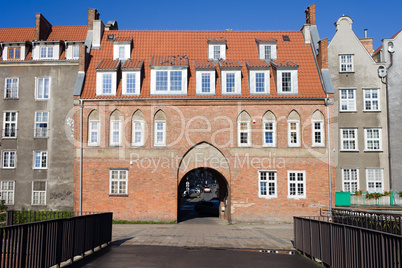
[3,43,27,61]
[207,38,227,60]
[65,42,83,60]
[95,60,120,96]
[219,60,242,95]
[195,60,216,95]
[113,37,132,60]
[150,56,188,95]
[8,47,21,60]
[121,60,143,95]
[272,60,299,94]
[256,39,277,60]
[246,60,270,94]
[32,42,60,60]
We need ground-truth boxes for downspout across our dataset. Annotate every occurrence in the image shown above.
[325,96,332,221]
[79,99,84,215]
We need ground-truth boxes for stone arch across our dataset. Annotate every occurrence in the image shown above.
[177,142,231,221]
[154,109,166,120]
[312,110,324,121]
[237,110,251,121]
[288,110,300,121]
[88,109,99,121]
[263,110,276,121]
[110,109,122,120]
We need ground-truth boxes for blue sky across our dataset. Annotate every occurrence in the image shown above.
[2,0,401,49]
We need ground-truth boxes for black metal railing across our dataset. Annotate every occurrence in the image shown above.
[330,207,402,235]
[0,212,112,268]
[294,216,402,268]
[6,210,100,226]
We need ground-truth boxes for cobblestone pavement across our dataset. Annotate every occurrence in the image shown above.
[112,217,294,250]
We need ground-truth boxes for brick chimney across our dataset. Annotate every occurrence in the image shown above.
[360,39,374,54]
[78,44,87,72]
[35,13,52,41]
[305,4,316,25]
[317,38,328,70]
[88,8,100,31]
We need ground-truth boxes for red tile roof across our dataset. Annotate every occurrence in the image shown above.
[122,59,143,70]
[272,60,299,68]
[80,30,326,99]
[114,36,132,43]
[256,38,277,43]
[194,60,216,69]
[150,55,188,67]
[96,59,120,70]
[219,60,242,68]
[0,28,35,43]
[245,59,270,68]
[207,37,227,43]
[47,26,88,41]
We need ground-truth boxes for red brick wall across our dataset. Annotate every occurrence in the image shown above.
[74,98,335,222]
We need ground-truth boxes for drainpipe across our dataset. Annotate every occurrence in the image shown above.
[79,99,84,216]
[325,96,332,221]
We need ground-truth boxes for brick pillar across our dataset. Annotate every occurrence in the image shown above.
[360,38,373,54]
[35,13,52,41]
[78,44,87,72]
[88,8,100,31]
[305,4,316,25]
[317,38,328,70]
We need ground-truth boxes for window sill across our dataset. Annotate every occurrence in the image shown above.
[363,110,381,113]
[312,145,325,148]
[259,195,277,199]
[33,168,48,170]
[132,144,144,147]
[288,145,301,148]
[262,144,276,148]
[154,145,166,148]
[109,194,128,197]
[34,136,49,139]
[339,110,357,113]
[287,196,306,200]
[4,98,19,100]
[87,144,100,147]
[339,71,355,74]
[2,137,17,140]
[2,167,16,170]
[340,150,359,152]
[364,150,383,153]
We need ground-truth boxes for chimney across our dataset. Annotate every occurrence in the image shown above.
[317,38,328,70]
[305,4,316,25]
[360,30,373,54]
[78,44,87,72]
[88,8,100,31]
[35,13,52,41]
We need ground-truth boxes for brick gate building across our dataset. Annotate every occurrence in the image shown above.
[73,5,335,222]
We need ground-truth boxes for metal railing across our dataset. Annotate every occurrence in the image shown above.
[331,207,402,235]
[294,216,402,268]
[6,210,99,226]
[0,212,112,268]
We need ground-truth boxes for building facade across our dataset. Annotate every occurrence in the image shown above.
[328,16,389,195]
[373,30,402,191]
[0,11,94,210]
[73,5,334,222]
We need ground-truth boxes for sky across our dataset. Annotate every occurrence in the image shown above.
[2,0,401,50]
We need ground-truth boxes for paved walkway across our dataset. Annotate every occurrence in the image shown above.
[112,217,294,250]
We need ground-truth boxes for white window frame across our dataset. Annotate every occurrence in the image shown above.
[312,120,324,147]
[113,43,130,60]
[4,78,19,99]
[96,71,117,96]
[363,89,380,111]
[2,150,16,169]
[249,70,270,94]
[288,171,306,199]
[221,70,241,95]
[263,120,276,147]
[154,120,166,147]
[110,120,122,146]
[366,168,384,193]
[88,120,100,146]
[35,77,51,100]
[364,128,382,151]
[288,120,300,147]
[109,169,128,195]
[72,45,80,59]
[132,120,144,147]
[7,46,21,60]
[208,44,226,60]
[259,44,277,60]
[32,181,46,205]
[259,171,277,198]
[238,121,251,147]
[40,46,54,59]
[342,168,359,192]
[339,54,354,72]
[33,151,47,169]
[196,71,216,95]
[34,111,49,138]
[277,70,298,94]
[150,69,188,95]
[340,128,358,151]
[340,89,356,112]
[3,111,18,138]
[122,71,141,95]
[1,181,15,205]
